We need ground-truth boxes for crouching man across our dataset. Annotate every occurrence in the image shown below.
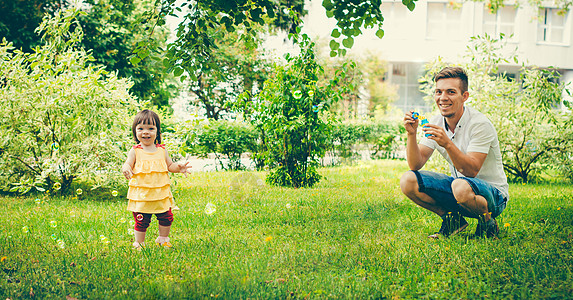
[400,67,509,238]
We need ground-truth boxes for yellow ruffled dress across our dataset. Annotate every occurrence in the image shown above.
[126,145,174,214]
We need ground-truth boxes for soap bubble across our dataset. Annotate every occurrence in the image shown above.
[76,188,83,195]
[111,190,118,197]
[204,202,216,215]
[53,182,61,190]
[293,90,303,99]
[22,226,29,233]
[50,220,57,228]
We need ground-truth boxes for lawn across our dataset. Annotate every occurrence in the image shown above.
[1,160,572,299]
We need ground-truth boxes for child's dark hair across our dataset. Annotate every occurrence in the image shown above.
[132,109,161,144]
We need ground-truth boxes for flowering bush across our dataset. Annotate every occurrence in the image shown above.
[0,8,138,194]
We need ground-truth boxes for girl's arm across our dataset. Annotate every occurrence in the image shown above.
[122,149,136,179]
[165,149,191,175]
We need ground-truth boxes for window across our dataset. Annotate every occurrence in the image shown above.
[381,1,410,39]
[537,8,569,44]
[426,2,463,40]
[483,6,517,39]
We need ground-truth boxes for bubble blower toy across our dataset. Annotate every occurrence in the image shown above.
[412,111,432,137]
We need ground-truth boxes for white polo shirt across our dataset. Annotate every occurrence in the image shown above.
[420,106,509,200]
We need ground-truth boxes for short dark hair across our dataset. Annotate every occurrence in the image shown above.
[131,109,161,144]
[434,67,468,93]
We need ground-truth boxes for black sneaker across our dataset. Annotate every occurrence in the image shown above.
[474,217,499,238]
[428,212,469,239]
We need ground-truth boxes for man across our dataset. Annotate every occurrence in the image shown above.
[400,67,508,239]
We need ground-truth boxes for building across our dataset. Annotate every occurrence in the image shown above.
[303,0,573,113]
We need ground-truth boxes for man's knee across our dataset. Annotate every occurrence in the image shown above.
[451,179,474,204]
[400,171,419,196]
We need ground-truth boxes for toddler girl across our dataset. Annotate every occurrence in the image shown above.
[121,109,190,249]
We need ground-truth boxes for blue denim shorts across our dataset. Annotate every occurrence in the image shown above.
[412,170,507,218]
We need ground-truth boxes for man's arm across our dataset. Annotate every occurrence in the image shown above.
[422,124,487,177]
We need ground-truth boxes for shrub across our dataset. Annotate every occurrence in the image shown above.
[190,119,258,171]
[252,34,349,188]
[0,8,137,194]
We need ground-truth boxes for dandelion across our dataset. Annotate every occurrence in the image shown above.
[504,223,510,228]
[293,90,303,99]
[561,241,567,244]
[34,198,41,205]
[76,188,83,195]
[204,202,216,215]
[557,207,562,210]
[265,236,273,242]
[50,220,57,228]
[0,256,6,262]
[99,235,110,244]
[111,190,118,197]
[22,226,29,233]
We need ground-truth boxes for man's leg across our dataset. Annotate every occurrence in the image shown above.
[400,171,468,238]
[451,178,505,238]
[451,179,490,220]
[400,171,448,216]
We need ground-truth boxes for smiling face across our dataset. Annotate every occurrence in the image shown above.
[135,122,157,146]
[434,77,469,122]
[131,109,162,145]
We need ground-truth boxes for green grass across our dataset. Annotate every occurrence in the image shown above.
[1,160,572,299]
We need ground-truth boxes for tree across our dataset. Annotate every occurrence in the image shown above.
[78,0,176,107]
[146,0,418,78]
[0,0,66,53]
[0,0,175,107]
[0,8,138,194]
[186,26,270,120]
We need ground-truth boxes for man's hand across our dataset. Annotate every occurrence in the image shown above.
[422,124,454,149]
[403,111,419,135]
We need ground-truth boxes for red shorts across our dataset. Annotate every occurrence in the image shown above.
[132,209,173,232]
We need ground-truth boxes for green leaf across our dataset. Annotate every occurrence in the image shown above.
[137,48,150,59]
[342,37,354,48]
[329,40,340,50]
[173,67,184,77]
[326,10,334,18]
[130,56,141,65]
[331,29,341,38]
[375,29,385,39]
[330,51,337,57]
[322,0,334,10]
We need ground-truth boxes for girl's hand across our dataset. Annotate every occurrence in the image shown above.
[179,161,191,177]
[121,164,133,180]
